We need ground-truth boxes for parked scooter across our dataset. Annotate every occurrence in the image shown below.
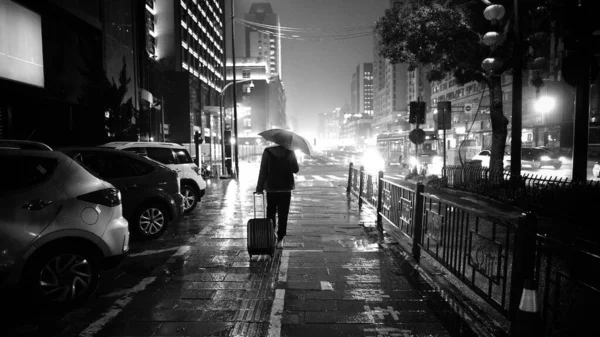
[201,161,211,179]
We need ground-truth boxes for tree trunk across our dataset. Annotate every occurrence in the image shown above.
[488,75,509,178]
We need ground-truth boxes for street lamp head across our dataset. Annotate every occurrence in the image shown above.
[534,96,556,114]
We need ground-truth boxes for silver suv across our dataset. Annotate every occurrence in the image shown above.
[0,147,129,308]
[101,142,206,213]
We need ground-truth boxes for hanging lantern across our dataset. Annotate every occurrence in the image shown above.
[527,32,549,47]
[483,4,506,21]
[527,57,548,70]
[483,32,506,46]
[482,57,504,72]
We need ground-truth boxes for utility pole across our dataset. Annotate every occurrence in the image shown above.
[510,0,523,187]
[415,96,421,174]
[572,0,592,182]
[230,0,239,179]
[161,96,165,142]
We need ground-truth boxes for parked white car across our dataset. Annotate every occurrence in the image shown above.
[471,150,511,169]
[101,142,206,213]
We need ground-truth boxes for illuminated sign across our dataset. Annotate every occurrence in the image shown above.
[0,0,44,87]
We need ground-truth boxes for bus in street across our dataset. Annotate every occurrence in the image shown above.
[376,130,442,174]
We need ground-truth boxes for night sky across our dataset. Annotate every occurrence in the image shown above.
[232,0,391,137]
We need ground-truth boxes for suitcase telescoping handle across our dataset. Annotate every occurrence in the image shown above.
[253,192,266,219]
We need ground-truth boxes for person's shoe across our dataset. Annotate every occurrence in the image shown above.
[276,239,284,249]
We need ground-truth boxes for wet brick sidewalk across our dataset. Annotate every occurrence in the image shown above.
[89,160,455,337]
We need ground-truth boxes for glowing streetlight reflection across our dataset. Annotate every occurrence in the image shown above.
[534,96,556,114]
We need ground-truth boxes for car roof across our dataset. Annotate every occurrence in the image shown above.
[0,140,53,151]
[57,147,166,167]
[0,148,65,158]
[101,141,186,149]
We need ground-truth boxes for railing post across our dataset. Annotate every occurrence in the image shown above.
[509,212,538,336]
[412,182,425,261]
[358,166,365,209]
[346,162,354,194]
[376,170,384,228]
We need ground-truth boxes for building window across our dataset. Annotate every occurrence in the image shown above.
[242,69,250,78]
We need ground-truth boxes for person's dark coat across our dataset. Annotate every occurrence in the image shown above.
[256,146,299,192]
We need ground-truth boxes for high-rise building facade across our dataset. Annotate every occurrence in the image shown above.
[373,27,409,134]
[142,0,226,146]
[244,3,281,78]
[346,63,374,148]
[351,63,374,117]
[318,108,342,149]
[225,2,287,145]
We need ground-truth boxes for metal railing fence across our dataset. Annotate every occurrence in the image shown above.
[346,163,599,336]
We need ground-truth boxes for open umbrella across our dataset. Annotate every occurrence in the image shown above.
[258,128,314,156]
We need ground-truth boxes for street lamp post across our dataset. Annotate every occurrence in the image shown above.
[229,0,240,178]
[219,79,254,178]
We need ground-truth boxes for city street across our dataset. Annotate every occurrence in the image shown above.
[325,151,600,182]
[1,156,467,337]
[2,1,599,337]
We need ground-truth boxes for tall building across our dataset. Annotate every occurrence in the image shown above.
[373,27,409,134]
[244,3,281,78]
[223,2,287,148]
[317,108,342,149]
[346,63,374,148]
[142,0,226,147]
[351,63,374,117]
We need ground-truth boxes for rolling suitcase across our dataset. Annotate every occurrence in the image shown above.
[247,192,277,258]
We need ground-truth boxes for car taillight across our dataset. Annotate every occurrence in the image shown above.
[77,188,121,207]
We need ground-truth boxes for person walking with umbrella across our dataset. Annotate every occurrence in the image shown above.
[256,129,310,248]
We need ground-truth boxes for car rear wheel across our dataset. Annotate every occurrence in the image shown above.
[24,248,100,309]
[531,160,542,169]
[553,163,562,169]
[181,184,198,213]
[133,203,169,239]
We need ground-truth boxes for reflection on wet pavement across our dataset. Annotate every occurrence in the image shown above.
[3,160,466,337]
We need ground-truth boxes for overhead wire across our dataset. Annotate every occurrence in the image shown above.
[235,18,375,33]
[235,19,374,41]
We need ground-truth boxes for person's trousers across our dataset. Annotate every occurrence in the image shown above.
[266,191,291,240]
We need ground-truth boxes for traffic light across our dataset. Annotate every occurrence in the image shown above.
[417,102,426,124]
[194,131,203,144]
[437,101,452,130]
[409,102,417,123]
[409,101,426,124]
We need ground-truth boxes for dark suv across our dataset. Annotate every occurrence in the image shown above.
[59,148,184,239]
[521,147,563,169]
